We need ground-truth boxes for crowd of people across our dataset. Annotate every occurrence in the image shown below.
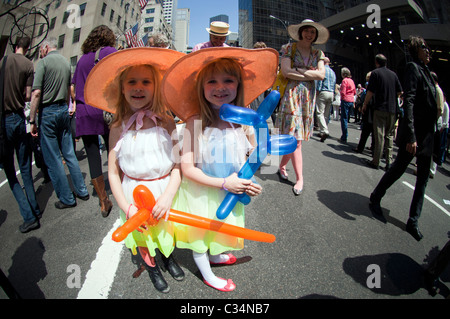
[1,20,448,297]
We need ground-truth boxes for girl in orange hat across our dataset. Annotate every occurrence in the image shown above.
[162,47,278,291]
[85,48,185,293]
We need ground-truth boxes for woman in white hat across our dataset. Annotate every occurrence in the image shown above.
[274,19,329,195]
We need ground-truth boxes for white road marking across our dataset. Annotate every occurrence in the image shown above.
[77,218,124,299]
[402,181,450,217]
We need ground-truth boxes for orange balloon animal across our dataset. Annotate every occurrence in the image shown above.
[112,185,275,243]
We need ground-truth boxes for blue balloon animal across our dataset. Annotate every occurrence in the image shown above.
[216,90,297,220]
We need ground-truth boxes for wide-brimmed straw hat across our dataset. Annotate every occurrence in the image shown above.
[287,19,329,44]
[161,47,279,121]
[84,47,185,113]
[206,21,232,37]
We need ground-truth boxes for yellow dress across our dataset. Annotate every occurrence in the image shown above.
[172,126,252,255]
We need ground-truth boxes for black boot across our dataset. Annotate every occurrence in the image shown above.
[146,262,170,293]
[161,254,185,281]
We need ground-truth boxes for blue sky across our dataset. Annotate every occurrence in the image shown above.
[177,0,239,48]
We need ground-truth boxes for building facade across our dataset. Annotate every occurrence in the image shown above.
[1,0,142,72]
[239,0,449,92]
[174,7,189,53]
[141,0,173,48]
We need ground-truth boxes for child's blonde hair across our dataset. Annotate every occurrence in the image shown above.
[112,64,170,127]
[195,58,245,129]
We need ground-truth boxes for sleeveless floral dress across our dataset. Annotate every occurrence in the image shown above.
[275,43,325,141]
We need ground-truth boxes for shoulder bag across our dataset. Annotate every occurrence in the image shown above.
[94,48,114,126]
[272,43,296,97]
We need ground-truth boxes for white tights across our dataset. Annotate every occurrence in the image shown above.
[193,251,230,289]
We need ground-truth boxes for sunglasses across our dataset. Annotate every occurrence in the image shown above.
[420,43,430,52]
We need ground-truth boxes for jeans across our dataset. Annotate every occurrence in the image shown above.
[39,103,88,205]
[340,101,353,141]
[371,145,431,226]
[3,112,40,223]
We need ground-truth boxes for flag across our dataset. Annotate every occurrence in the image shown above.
[125,23,139,47]
[139,0,148,10]
[136,34,149,47]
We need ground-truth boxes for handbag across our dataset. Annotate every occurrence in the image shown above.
[0,56,8,165]
[93,47,114,126]
[272,43,296,97]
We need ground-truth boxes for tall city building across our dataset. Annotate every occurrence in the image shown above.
[162,0,177,42]
[239,0,449,92]
[141,0,173,47]
[174,7,190,53]
[0,0,141,72]
[239,0,322,50]
[162,0,178,25]
[210,14,229,24]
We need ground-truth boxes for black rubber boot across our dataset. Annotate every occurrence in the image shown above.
[146,262,170,293]
[161,254,185,281]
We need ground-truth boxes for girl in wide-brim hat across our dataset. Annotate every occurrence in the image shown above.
[161,47,278,292]
[85,47,187,294]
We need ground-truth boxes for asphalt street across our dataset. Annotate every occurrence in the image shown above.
[1,118,449,305]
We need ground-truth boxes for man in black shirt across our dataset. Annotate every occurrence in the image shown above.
[362,54,402,170]
[0,37,41,233]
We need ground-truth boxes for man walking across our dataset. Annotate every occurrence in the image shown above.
[368,37,437,241]
[362,54,402,170]
[316,57,336,142]
[29,38,89,209]
[0,37,41,232]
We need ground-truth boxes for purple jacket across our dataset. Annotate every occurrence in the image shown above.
[72,46,116,136]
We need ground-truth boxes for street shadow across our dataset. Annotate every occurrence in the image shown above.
[35,179,54,213]
[254,165,294,186]
[316,190,404,231]
[321,150,363,166]
[299,294,340,299]
[0,209,6,228]
[128,247,253,283]
[7,237,47,299]
[343,253,423,296]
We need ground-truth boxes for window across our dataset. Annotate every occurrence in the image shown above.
[38,24,44,36]
[58,34,65,49]
[62,10,69,24]
[101,3,107,16]
[49,17,56,30]
[70,56,78,74]
[110,9,114,22]
[80,3,87,16]
[145,17,154,23]
[72,28,81,43]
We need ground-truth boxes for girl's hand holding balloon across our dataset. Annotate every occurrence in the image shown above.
[245,182,262,197]
[223,172,252,194]
[152,193,172,221]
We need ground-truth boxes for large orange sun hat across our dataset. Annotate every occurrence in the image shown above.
[84,47,185,113]
[161,47,279,121]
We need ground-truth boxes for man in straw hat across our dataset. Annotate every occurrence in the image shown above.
[192,21,231,52]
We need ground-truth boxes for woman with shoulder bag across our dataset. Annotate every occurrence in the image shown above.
[274,19,328,195]
[71,25,117,217]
